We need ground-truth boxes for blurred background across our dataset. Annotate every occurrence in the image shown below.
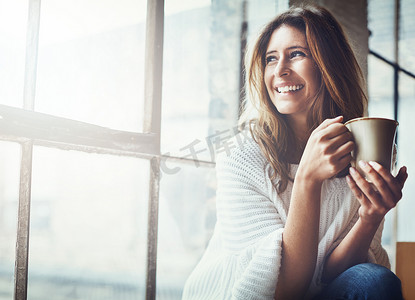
[0,0,414,299]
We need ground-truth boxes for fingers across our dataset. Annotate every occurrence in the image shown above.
[321,124,354,161]
[313,117,352,147]
[348,161,407,214]
[357,161,396,209]
[329,133,354,155]
[346,174,371,207]
[319,116,343,129]
[309,117,354,176]
[318,118,353,144]
[336,150,353,167]
[367,162,407,199]
[396,166,409,187]
[349,166,384,206]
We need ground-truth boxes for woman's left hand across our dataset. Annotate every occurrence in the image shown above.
[346,161,408,225]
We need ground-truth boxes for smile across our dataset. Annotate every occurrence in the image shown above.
[277,84,304,93]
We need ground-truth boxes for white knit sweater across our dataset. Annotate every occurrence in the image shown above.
[182,134,390,300]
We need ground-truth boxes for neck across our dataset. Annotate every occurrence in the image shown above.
[285,115,310,164]
[287,114,309,140]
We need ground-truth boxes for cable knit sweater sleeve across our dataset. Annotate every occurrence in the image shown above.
[215,141,284,299]
[182,138,285,300]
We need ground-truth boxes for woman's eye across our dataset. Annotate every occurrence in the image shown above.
[290,50,306,59]
[266,56,278,64]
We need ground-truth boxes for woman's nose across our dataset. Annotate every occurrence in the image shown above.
[274,59,290,77]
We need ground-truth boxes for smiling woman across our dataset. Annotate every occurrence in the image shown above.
[182,4,407,300]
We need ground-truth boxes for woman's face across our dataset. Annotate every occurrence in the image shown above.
[264,25,320,123]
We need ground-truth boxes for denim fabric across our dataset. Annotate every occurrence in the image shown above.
[314,263,403,300]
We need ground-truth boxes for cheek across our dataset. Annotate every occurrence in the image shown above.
[264,70,274,94]
[311,65,321,87]
[305,68,321,93]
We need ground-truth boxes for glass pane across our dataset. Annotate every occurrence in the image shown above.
[0,142,21,300]
[246,0,286,44]
[161,0,280,162]
[35,0,146,132]
[399,0,415,74]
[397,72,415,242]
[0,1,28,108]
[368,0,395,62]
[368,55,395,119]
[156,161,216,299]
[28,147,149,299]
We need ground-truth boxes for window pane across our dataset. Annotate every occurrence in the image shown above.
[399,0,415,74]
[0,1,28,108]
[368,0,395,62]
[397,72,415,242]
[161,0,219,161]
[161,0,281,162]
[156,162,216,299]
[28,147,149,299]
[368,55,395,119]
[0,142,21,299]
[247,0,286,41]
[35,0,146,132]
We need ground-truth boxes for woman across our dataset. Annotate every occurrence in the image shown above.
[183,5,408,300]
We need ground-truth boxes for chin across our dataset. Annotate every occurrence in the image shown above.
[274,106,299,115]
[273,100,312,117]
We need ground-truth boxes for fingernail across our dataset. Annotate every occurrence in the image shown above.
[358,160,368,169]
[369,161,379,168]
[349,167,356,175]
[346,175,352,183]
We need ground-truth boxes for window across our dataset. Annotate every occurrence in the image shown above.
[35,1,147,132]
[0,0,283,299]
[368,0,415,268]
[0,1,27,108]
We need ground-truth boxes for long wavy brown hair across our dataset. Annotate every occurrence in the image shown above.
[241,4,367,193]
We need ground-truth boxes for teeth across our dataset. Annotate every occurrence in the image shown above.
[277,85,304,93]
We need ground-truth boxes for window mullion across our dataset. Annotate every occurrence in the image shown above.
[14,142,33,300]
[143,0,164,140]
[143,0,164,299]
[394,0,400,122]
[0,104,159,158]
[23,0,41,111]
[14,0,41,299]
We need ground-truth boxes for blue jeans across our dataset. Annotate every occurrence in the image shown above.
[313,263,403,300]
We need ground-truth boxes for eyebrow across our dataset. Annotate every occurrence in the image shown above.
[265,45,309,56]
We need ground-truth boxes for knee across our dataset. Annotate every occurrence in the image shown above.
[351,263,402,297]
[317,263,403,300]
[355,263,400,284]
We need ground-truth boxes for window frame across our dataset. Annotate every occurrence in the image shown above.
[0,0,166,299]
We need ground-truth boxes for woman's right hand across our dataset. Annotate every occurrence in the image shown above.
[298,116,354,184]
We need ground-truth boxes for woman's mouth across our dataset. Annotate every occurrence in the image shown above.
[277,84,304,93]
